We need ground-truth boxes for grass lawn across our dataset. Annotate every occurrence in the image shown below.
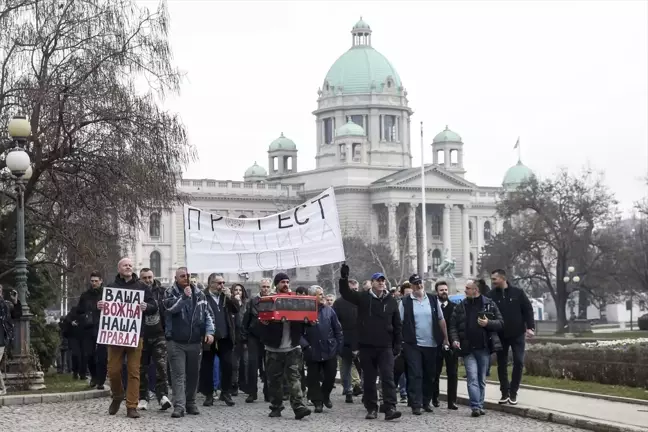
[576,331,648,340]
[446,366,648,401]
[8,373,93,395]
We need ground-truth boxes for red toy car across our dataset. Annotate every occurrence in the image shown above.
[257,295,319,323]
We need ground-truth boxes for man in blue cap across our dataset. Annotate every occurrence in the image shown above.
[339,264,402,421]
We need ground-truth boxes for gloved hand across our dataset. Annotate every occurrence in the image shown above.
[341,263,350,279]
[392,344,401,357]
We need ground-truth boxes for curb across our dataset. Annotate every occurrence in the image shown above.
[0,389,110,407]
[439,394,647,432]
[443,376,648,407]
[334,377,646,432]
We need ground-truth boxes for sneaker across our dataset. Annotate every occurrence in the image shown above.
[412,407,422,415]
[498,393,509,404]
[352,385,363,396]
[509,395,518,405]
[479,409,486,415]
[245,394,257,403]
[384,408,402,421]
[400,395,407,403]
[471,409,481,417]
[323,399,333,409]
[137,400,148,410]
[108,399,122,415]
[345,394,353,403]
[269,409,282,418]
[365,409,378,420]
[186,405,200,415]
[203,394,214,406]
[159,395,172,411]
[171,407,184,418]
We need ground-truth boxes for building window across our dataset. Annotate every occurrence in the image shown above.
[352,143,362,162]
[150,251,161,277]
[339,144,346,161]
[181,180,190,186]
[382,115,398,142]
[192,180,202,187]
[287,268,297,278]
[431,214,441,238]
[469,252,474,275]
[347,114,364,129]
[468,221,473,243]
[285,156,293,171]
[273,157,278,172]
[149,213,160,238]
[484,221,492,242]
[432,249,442,272]
[450,149,459,166]
[262,270,273,278]
[323,117,334,144]
[436,150,445,164]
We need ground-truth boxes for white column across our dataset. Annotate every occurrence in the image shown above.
[462,205,471,278]
[134,229,142,270]
[408,203,418,274]
[370,206,379,243]
[387,203,399,260]
[170,207,177,278]
[443,204,452,258]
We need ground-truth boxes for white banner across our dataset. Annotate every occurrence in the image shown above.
[183,187,345,273]
[96,287,143,348]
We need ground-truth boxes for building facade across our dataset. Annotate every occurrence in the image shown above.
[125,19,527,290]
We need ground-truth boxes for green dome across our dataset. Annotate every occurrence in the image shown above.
[503,160,534,189]
[244,162,267,178]
[353,17,370,30]
[268,133,297,152]
[323,20,401,95]
[336,120,365,137]
[433,126,462,143]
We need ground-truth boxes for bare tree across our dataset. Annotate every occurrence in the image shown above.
[0,0,194,288]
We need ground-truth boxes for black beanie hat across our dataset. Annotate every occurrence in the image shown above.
[274,272,290,286]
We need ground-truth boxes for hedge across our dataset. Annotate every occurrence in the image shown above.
[524,343,648,389]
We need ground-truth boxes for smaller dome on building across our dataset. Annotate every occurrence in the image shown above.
[433,125,462,143]
[502,160,534,189]
[336,120,365,137]
[268,133,297,152]
[353,17,371,30]
[244,161,267,178]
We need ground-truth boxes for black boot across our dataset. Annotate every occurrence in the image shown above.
[219,391,235,406]
[203,393,214,406]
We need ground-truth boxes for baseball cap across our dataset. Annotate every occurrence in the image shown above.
[409,274,422,284]
[371,272,386,281]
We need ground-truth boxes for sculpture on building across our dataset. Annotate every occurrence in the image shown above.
[437,248,456,279]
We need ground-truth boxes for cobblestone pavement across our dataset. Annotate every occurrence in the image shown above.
[0,392,590,432]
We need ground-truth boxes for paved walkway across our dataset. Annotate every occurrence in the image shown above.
[440,377,648,430]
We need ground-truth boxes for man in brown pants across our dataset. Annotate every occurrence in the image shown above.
[100,258,157,418]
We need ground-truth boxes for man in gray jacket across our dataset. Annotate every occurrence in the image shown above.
[164,267,215,418]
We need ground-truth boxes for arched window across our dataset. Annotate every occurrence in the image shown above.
[468,221,473,243]
[431,214,441,237]
[150,251,161,277]
[469,252,474,275]
[484,221,492,242]
[432,249,442,272]
[149,213,160,238]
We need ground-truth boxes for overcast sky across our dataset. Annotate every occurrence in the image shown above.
[138,0,648,212]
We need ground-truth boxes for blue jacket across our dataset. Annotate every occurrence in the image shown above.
[164,283,214,344]
[301,305,343,362]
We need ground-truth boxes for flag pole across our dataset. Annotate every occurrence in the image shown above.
[420,121,428,278]
[516,136,521,161]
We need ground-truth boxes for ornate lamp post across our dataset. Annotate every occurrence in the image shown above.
[563,266,581,319]
[4,115,44,388]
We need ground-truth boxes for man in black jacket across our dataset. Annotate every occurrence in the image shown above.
[489,269,535,405]
[200,273,239,407]
[76,271,107,388]
[241,278,272,403]
[449,279,504,417]
[332,278,362,404]
[258,272,311,420]
[339,264,402,421]
[432,280,458,410]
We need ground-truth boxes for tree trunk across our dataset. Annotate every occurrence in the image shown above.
[555,288,569,334]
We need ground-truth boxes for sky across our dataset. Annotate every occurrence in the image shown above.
[138,0,648,212]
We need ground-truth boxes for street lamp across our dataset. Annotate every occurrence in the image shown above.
[563,266,581,319]
[3,114,42,388]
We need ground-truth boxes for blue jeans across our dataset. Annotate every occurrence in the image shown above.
[464,349,490,410]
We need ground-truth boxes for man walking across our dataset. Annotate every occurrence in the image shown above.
[489,269,535,405]
[399,274,449,415]
[339,264,402,421]
[137,268,172,411]
[449,280,504,417]
[258,272,311,420]
[200,273,238,407]
[241,278,272,403]
[76,271,107,388]
[104,258,157,418]
[164,267,215,418]
[432,280,459,410]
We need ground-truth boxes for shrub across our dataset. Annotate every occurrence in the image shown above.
[639,313,648,331]
[30,315,60,371]
[525,342,648,389]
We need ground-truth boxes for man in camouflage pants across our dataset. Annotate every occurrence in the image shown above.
[258,273,311,420]
[138,268,172,411]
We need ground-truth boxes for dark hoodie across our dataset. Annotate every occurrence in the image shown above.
[142,279,167,338]
[77,284,104,338]
[112,274,158,328]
